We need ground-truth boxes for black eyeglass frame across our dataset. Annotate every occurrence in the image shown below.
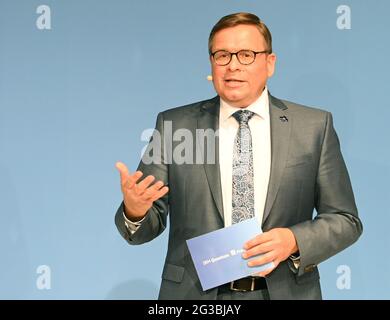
[210,49,271,66]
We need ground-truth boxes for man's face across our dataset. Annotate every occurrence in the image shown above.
[210,24,276,108]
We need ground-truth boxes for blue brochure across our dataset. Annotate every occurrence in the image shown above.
[186,217,274,291]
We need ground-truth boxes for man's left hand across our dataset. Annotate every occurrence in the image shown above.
[242,228,298,277]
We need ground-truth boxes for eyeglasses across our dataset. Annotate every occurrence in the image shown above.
[211,49,270,66]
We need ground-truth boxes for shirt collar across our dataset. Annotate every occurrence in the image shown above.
[220,87,269,122]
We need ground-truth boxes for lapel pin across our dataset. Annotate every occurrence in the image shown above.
[279,115,288,122]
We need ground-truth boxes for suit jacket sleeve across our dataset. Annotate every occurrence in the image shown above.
[115,112,169,245]
[289,112,363,276]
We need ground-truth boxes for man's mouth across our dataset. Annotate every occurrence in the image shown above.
[224,79,246,87]
[224,79,245,82]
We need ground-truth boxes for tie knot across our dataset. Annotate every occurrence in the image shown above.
[232,110,255,125]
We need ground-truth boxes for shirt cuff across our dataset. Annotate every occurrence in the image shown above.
[289,253,301,270]
[123,212,146,234]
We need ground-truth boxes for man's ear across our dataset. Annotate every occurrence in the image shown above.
[267,53,277,78]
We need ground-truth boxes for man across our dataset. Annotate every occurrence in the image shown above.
[115,12,362,300]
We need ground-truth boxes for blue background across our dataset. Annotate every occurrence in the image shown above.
[0,0,388,299]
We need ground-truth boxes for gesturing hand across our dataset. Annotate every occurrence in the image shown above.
[242,228,298,277]
[116,162,169,221]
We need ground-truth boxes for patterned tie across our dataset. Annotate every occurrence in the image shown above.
[232,110,255,224]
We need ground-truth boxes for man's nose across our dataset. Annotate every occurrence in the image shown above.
[228,54,241,71]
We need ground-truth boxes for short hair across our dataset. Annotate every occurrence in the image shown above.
[208,12,273,55]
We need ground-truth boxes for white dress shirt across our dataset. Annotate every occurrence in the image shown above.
[219,88,271,228]
[124,88,271,232]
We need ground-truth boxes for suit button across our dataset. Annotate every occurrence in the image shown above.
[304,264,316,273]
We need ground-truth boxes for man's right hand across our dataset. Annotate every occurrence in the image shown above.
[115,162,169,222]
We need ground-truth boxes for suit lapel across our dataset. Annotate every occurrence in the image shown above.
[197,96,224,221]
[262,95,292,226]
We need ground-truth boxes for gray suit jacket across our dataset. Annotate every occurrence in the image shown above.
[115,94,363,300]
